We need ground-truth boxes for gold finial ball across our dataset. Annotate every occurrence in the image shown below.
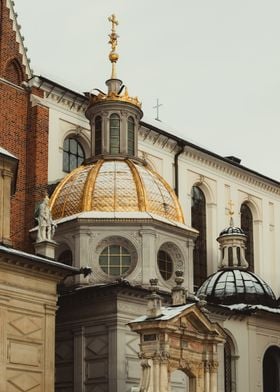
[109,51,119,63]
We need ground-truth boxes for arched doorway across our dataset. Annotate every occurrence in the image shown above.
[263,346,280,392]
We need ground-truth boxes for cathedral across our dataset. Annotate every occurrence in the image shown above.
[0,1,280,391]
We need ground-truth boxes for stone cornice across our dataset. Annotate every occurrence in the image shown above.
[29,76,88,114]
[0,246,79,281]
[138,127,178,153]
[185,147,280,195]
[139,124,280,195]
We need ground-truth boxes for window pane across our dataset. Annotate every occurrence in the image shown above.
[157,250,173,281]
[240,203,254,271]
[69,155,77,171]
[63,153,69,172]
[70,139,77,154]
[128,116,135,155]
[110,114,120,154]
[63,138,70,151]
[63,138,85,173]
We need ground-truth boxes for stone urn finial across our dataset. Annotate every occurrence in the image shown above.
[146,278,162,318]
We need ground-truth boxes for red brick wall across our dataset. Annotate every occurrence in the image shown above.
[0,1,49,251]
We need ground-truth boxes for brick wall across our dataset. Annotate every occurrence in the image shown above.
[0,1,49,251]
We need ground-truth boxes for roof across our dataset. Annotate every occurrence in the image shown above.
[197,269,277,307]
[0,147,17,160]
[140,119,280,188]
[0,245,79,274]
[28,74,280,188]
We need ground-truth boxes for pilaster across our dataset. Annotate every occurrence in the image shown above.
[73,326,85,392]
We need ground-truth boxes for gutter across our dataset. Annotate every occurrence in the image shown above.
[174,143,185,196]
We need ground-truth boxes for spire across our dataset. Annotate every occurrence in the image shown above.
[108,14,119,79]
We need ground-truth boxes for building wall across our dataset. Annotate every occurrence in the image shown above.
[223,314,280,392]
[0,255,61,392]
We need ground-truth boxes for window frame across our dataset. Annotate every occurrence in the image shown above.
[62,137,85,173]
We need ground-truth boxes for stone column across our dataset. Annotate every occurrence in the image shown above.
[209,361,219,392]
[73,326,85,392]
[206,202,217,275]
[185,239,195,293]
[44,303,57,392]
[140,229,157,285]
[204,361,210,392]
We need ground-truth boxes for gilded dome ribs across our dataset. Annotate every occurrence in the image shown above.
[82,160,103,211]
[126,160,146,211]
[50,159,184,223]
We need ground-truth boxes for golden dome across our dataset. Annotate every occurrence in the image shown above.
[50,159,184,223]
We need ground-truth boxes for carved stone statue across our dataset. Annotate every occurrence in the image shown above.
[36,195,56,242]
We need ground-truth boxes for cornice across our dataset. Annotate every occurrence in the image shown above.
[185,148,280,195]
[139,125,280,196]
[138,127,178,153]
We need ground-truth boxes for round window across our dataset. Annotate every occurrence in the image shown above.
[157,250,173,280]
[99,245,131,276]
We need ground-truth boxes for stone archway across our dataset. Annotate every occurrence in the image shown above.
[129,303,224,392]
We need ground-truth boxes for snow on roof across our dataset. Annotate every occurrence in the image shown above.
[0,245,79,272]
[220,303,280,315]
[130,303,195,323]
[0,147,17,160]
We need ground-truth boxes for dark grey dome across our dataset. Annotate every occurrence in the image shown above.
[219,226,245,237]
[197,269,277,307]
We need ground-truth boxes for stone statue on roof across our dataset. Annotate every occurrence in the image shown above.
[36,195,56,242]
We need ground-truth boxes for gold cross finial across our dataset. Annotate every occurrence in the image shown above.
[108,14,119,78]
[108,14,118,33]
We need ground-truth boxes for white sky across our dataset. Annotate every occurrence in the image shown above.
[14,0,280,181]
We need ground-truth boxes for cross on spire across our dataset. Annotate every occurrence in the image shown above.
[107,14,119,79]
[108,14,119,33]
[153,98,162,121]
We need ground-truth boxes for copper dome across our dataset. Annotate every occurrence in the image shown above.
[50,159,184,223]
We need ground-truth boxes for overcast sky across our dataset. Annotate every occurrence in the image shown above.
[14,0,280,181]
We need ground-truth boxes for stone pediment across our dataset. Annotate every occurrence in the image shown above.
[129,303,225,392]
[130,302,224,340]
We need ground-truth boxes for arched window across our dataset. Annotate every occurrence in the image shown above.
[58,250,73,266]
[95,116,102,155]
[191,186,207,290]
[223,332,237,392]
[63,137,85,173]
[127,116,135,155]
[109,114,120,154]
[4,58,23,85]
[157,250,173,281]
[99,245,131,276]
[224,340,232,392]
[263,346,280,392]
[240,203,254,271]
